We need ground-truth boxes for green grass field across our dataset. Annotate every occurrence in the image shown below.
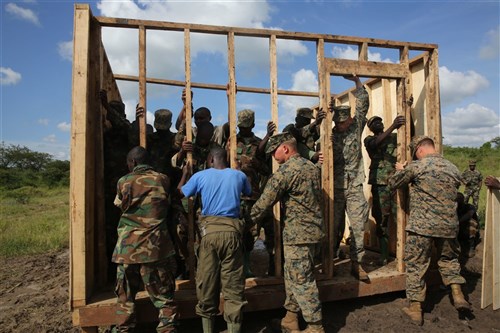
[0,187,69,257]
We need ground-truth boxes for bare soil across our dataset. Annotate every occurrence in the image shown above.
[0,237,499,333]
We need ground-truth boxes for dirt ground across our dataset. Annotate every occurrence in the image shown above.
[0,237,499,333]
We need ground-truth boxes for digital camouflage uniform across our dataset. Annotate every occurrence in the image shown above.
[113,164,177,333]
[332,87,370,262]
[251,149,324,324]
[461,163,482,209]
[389,151,465,303]
[364,131,398,260]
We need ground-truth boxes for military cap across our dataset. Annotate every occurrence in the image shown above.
[367,115,382,128]
[469,160,476,165]
[237,109,255,127]
[109,100,125,114]
[410,135,434,158]
[296,107,315,119]
[154,109,172,130]
[332,105,351,122]
[265,132,295,154]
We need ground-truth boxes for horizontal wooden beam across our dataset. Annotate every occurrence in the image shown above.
[325,58,410,79]
[113,74,319,97]
[96,16,437,51]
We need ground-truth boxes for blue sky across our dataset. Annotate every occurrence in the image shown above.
[1,0,499,160]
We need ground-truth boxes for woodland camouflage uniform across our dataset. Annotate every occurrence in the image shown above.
[389,143,465,303]
[112,164,177,333]
[461,161,482,209]
[251,146,324,324]
[332,87,370,262]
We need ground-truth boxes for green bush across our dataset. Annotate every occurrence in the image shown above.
[8,186,44,204]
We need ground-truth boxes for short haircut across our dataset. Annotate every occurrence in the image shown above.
[419,138,435,148]
[282,137,298,151]
[127,146,150,165]
[209,146,227,161]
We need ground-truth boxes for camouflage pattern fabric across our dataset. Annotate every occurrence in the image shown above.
[462,169,483,208]
[283,244,322,323]
[404,232,465,302]
[112,164,175,264]
[332,87,369,189]
[174,121,227,149]
[332,87,369,261]
[237,109,255,127]
[250,154,324,245]
[333,184,369,262]
[388,153,462,238]
[370,184,395,236]
[148,131,179,178]
[114,256,178,333]
[283,122,319,159]
[171,141,221,175]
[195,231,247,324]
[364,133,397,185]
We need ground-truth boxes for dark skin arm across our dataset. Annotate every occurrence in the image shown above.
[177,162,192,197]
[175,89,193,130]
[374,116,405,146]
[258,121,277,154]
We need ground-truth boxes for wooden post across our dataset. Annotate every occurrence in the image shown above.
[426,49,442,151]
[358,42,368,62]
[269,34,282,277]
[138,25,147,148]
[227,32,237,168]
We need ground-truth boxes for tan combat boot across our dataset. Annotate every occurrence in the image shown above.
[290,322,325,333]
[402,301,423,326]
[351,262,369,281]
[278,311,300,332]
[451,284,471,311]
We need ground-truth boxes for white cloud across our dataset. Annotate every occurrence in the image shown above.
[58,40,73,61]
[479,25,500,59]
[332,46,394,63]
[38,118,49,126]
[439,66,489,106]
[57,122,71,132]
[442,103,500,147]
[5,3,40,26]
[96,0,307,101]
[278,69,319,128]
[43,134,57,143]
[0,67,22,85]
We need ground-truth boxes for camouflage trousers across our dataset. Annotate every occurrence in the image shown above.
[464,188,480,209]
[334,184,369,262]
[405,232,465,302]
[114,256,178,333]
[370,184,396,236]
[195,231,247,324]
[283,244,322,323]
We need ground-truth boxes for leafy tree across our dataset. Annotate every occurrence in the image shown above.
[41,160,70,187]
[0,142,52,171]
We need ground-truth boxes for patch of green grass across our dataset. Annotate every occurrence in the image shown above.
[0,187,69,257]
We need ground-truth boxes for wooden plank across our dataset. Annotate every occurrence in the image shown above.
[95,16,437,51]
[325,58,409,79]
[183,29,196,284]
[227,32,237,168]
[481,187,500,309]
[138,25,147,148]
[269,34,282,277]
[70,3,91,309]
[358,42,368,62]
[426,49,442,151]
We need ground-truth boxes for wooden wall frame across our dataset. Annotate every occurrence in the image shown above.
[70,4,442,331]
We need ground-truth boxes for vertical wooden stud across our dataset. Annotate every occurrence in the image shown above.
[138,26,147,148]
[227,32,237,168]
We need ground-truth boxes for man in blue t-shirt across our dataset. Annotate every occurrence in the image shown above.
[178,147,251,333]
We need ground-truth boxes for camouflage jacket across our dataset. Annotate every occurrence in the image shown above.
[112,164,175,264]
[283,123,319,160]
[250,154,324,245]
[461,169,483,191]
[332,87,370,188]
[388,154,461,238]
[148,130,179,177]
[364,133,397,185]
[234,133,269,200]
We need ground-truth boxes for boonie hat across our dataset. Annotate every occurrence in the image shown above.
[296,107,315,119]
[237,109,255,128]
[154,109,172,130]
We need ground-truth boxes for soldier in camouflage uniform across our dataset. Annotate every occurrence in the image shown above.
[461,160,482,209]
[283,107,325,162]
[330,75,370,281]
[388,136,470,326]
[112,146,178,333]
[232,109,274,277]
[364,115,405,265]
[456,192,481,266]
[179,147,251,333]
[251,132,325,333]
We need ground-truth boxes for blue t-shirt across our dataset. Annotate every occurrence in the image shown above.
[181,168,251,218]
